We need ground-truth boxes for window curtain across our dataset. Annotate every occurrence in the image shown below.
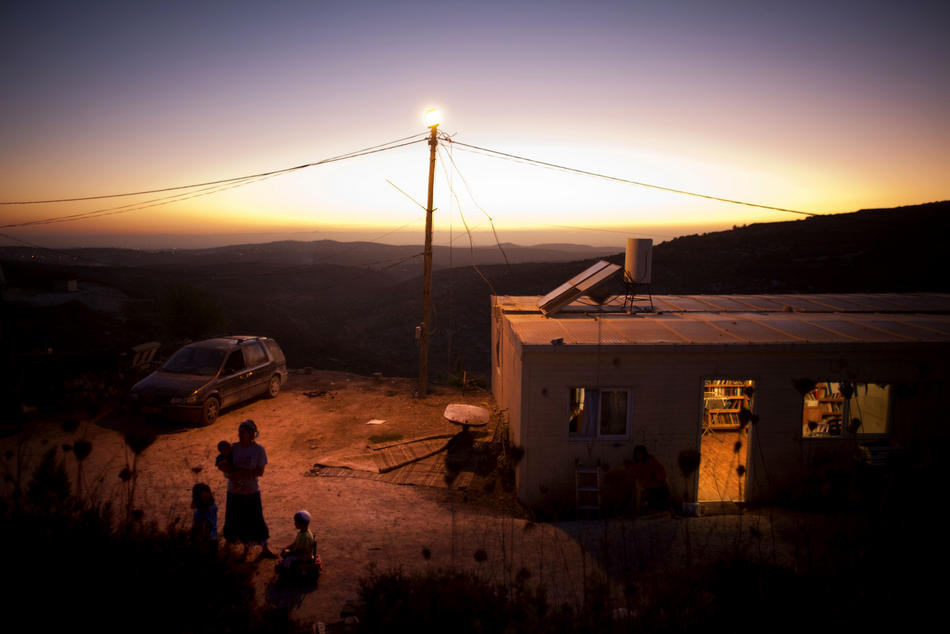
[582,389,599,437]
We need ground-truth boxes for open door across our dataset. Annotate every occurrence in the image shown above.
[698,379,754,503]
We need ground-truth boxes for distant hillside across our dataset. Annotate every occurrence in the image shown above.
[341,201,950,380]
[2,201,947,384]
[649,202,950,294]
[0,239,618,279]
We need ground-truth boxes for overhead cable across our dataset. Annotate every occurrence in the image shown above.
[443,137,817,217]
[1,132,429,205]
[0,136,427,229]
[438,144,511,269]
[436,145,497,295]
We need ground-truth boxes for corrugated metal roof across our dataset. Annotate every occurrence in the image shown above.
[497,293,950,314]
[559,320,629,345]
[602,319,688,344]
[498,293,950,347]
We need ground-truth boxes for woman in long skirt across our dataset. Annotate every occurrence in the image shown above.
[219,419,277,560]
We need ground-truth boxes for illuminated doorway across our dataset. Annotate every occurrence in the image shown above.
[698,379,755,503]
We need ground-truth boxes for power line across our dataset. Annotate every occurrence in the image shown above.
[1,137,428,230]
[2,171,285,229]
[443,137,817,217]
[439,143,511,269]
[436,144,497,295]
[385,179,428,212]
[1,132,429,205]
[507,220,678,239]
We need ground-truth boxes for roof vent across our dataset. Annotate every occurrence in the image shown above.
[538,260,621,315]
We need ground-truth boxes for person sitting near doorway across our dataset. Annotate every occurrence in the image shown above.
[629,445,670,513]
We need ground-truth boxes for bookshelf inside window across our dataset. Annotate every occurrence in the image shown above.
[703,379,754,433]
[802,382,844,437]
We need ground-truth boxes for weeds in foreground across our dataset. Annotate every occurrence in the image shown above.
[1,428,302,633]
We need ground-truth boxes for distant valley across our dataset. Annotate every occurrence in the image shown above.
[1,201,947,386]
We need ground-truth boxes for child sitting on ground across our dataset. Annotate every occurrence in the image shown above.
[278,510,320,572]
[214,440,232,473]
[191,482,218,541]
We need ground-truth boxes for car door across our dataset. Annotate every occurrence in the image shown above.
[217,349,250,407]
[241,341,271,398]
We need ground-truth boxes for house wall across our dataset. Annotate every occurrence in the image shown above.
[503,340,948,511]
[491,305,525,446]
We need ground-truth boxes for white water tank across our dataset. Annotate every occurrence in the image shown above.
[624,238,653,284]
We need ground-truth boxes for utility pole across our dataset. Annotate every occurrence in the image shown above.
[418,110,440,396]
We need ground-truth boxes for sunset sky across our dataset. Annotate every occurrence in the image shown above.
[1,0,947,249]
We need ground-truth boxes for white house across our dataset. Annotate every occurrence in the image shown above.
[490,290,950,511]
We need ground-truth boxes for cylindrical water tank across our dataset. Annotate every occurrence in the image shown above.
[624,238,653,284]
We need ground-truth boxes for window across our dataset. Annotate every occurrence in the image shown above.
[801,382,891,438]
[264,340,285,364]
[849,383,891,436]
[569,388,631,439]
[223,350,246,375]
[244,342,267,367]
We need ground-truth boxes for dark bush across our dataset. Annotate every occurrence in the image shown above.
[3,459,298,633]
[356,567,580,634]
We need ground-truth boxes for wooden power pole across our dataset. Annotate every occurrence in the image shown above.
[418,118,439,396]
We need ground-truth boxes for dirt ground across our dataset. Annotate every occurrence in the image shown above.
[2,369,822,628]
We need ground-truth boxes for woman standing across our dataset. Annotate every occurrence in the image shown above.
[219,419,277,560]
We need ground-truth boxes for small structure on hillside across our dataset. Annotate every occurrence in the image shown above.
[491,248,950,512]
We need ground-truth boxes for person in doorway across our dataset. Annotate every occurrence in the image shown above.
[220,419,277,560]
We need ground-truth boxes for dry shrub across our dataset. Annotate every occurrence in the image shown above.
[3,454,300,633]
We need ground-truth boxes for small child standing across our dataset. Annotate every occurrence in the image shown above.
[278,510,318,571]
[191,482,218,541]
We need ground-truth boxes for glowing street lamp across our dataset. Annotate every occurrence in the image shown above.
[418,107,441,396]
[423,107,442,128]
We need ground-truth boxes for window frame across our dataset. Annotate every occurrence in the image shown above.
[244,342,268,368]
[568,386,633,441]
[800,381,893,440]
[222,349,247,376]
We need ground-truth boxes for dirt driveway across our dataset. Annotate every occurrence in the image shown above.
[2,370,812,627]
[3,371,566,624]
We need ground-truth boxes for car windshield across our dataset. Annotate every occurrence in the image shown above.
[161,346,226,376]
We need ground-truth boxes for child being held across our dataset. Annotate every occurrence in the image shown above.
[214,440,232,473]
[278,510,320,571]
[191,482,218,541]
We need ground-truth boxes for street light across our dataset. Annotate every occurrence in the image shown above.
[423,107,442,128]
[418,108,440,396]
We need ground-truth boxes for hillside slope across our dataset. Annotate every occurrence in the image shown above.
[2,202,946,383]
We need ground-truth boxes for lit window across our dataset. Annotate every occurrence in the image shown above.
[569,388,631,439]
[801,382,891,438]
[849,384,891,436]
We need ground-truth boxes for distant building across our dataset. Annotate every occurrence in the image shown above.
[490,292,950,512]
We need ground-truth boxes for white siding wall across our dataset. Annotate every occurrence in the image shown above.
[507,342,946,510]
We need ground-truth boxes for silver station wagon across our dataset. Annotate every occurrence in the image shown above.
[130,336,288,425]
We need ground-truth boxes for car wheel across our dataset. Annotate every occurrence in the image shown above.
[200,397,220,426]
[267,375,281,398]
